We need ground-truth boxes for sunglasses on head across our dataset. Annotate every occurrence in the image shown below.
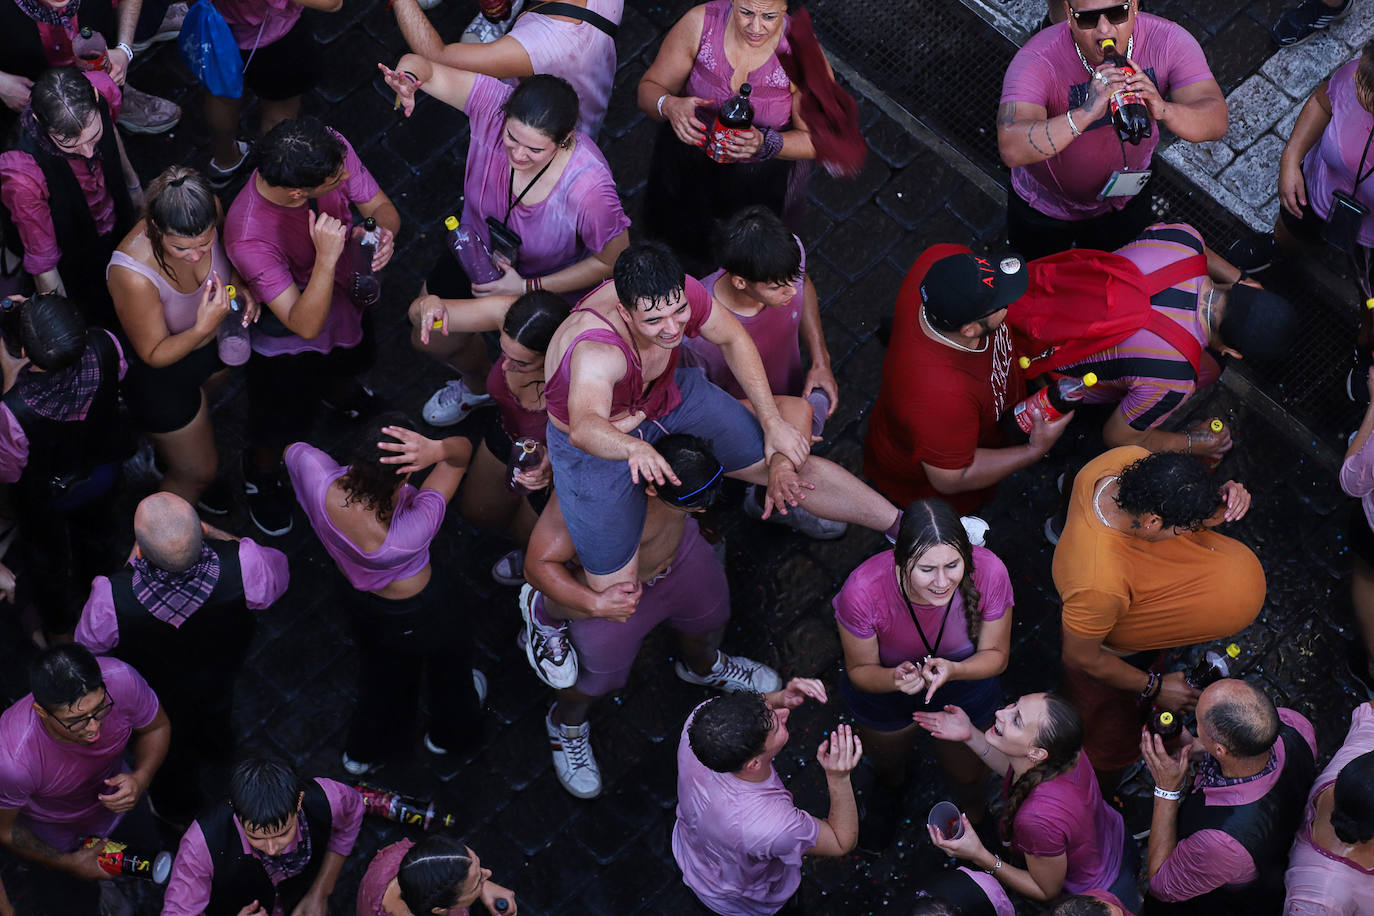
[1068,1,1130,28]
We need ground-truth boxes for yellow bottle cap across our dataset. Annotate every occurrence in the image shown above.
[225,284,236,299]
[1100,38,1116,51]
[1158,712,1174,726]
[1210,419,1224,433]
[1225,643,1240,658]
[1081,372,1098,387]
[1018,356,1031,369]
[444,216,459,231]
[1366,298,1374,310]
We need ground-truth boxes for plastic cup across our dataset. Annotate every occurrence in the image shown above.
[927,801,964,840]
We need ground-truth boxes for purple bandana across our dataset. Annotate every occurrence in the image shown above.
[1194,747,1277,789]
[12,0,81,27]
[13,340,100,421]
[130,543,220,627]
[253,811,312,884]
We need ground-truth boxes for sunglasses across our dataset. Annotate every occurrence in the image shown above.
[1068,1,1131,28]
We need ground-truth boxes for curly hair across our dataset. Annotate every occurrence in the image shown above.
[1359,37,1374,113]
[1113,451,1222,531]
[1000,693,1084,845]
[336,412,414,526]
[895,499,983,644]
[688,692,776,773]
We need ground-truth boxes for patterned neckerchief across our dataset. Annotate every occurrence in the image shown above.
[252,812,313,884]
[130,543,220,627]
[12,0,82,27]
[1193,747,1277,789]
[13,341,100,421]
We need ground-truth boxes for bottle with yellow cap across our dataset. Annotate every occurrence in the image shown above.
[443,215,501,284]
[216,283,251,367]
[1151,710,1182,740]
[1186,642,1241,689]
[1199,417,1227,470]
[1012,373,1097,434]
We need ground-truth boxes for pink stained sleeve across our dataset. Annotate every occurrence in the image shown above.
[398,487,449,546]
[0,152,61,276]
[0,405,29,484]
[1149,829,1256,902]
[236,538,291,609]
[971,547,1014,622]
[74,577,119,654]
[831,557,881,641]
[161,821,215,916]
[958,867,1018,916]
[466,75,516,144]
[571,167,631,259]
[86,70,123,121]
[1156,18,1216,93]
[1000,38,1057,107]
[1340,439,1374,498]
[102,329,128,380]
[108,658,161,730]
[337,134,382,211]
[317,778,364,855]
[683,275,714,337]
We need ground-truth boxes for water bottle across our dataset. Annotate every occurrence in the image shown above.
[217,284,251,366]
[347,217,382,308]
[507,437,547,493]
[1185,643,1241,690]
[1012,373,1097,433]
[1100,39,1151,145]
[72,27,108,72]
[445,216,501,284]
[705,84,754,163]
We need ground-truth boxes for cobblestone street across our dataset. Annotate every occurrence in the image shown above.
[0,0,1371,913]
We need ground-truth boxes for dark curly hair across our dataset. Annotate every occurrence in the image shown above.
[688,692,776,773]
[1113,451,1222,531]
[1333,748,1374,844]
[337,411,415,526]
[895,499,983,643]
[1000,693,1083,845]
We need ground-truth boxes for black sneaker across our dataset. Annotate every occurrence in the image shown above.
[244,476,293,537]
[1348,643,1374,699]
[1272,0,1352,45]
[196,476,233,516]
[322,382,381,420]
[1044,511,1066,546]
[1225,234,1283,274]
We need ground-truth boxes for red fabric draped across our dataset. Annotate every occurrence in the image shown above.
[778,6,867,177]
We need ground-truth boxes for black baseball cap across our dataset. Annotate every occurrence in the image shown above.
[920,251,1029,328]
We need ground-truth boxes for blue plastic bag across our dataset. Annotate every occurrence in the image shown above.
[178,1,243,99]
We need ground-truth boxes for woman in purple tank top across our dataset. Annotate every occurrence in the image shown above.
[356,834,517,916]
[107,167,261,505]
[409,289,569,585]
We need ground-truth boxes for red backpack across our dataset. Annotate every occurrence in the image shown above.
[1007,248,1208,378]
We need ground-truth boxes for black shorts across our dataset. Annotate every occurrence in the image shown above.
[122,341,222,433]
[1278,185,1328,244]
[241,15,320,101]
[1350,505,1374,568]
[426,250,476,300]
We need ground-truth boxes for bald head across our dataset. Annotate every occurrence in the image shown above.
[1199,678,1279,759]
[133,493,204,572]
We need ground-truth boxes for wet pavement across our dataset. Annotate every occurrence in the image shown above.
[0,0,1371,914]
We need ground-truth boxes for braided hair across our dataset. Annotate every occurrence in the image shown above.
[398,834,474,914]
[895,499,983,644]
[999,693,1084,845]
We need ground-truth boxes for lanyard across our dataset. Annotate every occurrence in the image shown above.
[506,159,555,224]
[1354,126,1374,193]
[898,572,956,660]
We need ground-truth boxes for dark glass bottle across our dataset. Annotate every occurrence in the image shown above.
[1185,643,1241,690]
[1151,710,1181,740]
[706,84,754,163]
[1100,39,1152,145]
[347,217,382,308]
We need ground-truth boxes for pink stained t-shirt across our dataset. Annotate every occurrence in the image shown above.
[1000,14,1215,221]
[285,442,448,592]
[461,75,629,293]
[832,546,1013,669]
[1304,58,1374,247]
[507,0,623,140]
[672,703,819,916]
[216,0,301,49]
[0,656,160,852]
[543,275,714,425]
[355,839,474,916]
[685,0,793,130]
[106,236,233,336]
[224,132,381,357]
[1284,701,1374,916]
[161,778,363,916]
[0,70,122,276]
[1340,430,1374,533]
[681,239,807,400]
[1009,752,1125,895]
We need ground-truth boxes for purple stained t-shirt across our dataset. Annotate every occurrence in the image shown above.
[461,75,629,294]
[224,131,382,357]
[1009,751,1125,895]
[216,0,300,48]
[682,238,807,400]
[0,657,160,851]
[1303,58,1374,247]
[833,546,1013,669]
[508,0,622,139]
[1000,14,1215,220]
[672,703,819,916]
[285,442,448,592]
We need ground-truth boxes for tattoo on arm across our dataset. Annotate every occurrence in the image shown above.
[1045,120,1058,156]
[996,101,1019,127]
[1027,124,1049,157]
[10,822,65,865]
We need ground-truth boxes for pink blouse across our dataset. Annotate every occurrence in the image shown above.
[684,0,793,130]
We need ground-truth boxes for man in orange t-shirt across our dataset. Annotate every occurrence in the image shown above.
[1052,446,1265,787]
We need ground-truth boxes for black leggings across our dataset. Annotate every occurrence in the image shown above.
[1006,187,1157,260]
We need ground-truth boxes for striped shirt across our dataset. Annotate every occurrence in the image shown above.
[1063,222,1209,431]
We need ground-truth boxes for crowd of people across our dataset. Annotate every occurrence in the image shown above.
[0,0,1371,913]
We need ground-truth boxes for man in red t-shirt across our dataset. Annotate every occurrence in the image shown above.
[864,245,1071,514]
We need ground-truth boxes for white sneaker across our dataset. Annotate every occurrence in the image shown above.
[742,485,848,540]
[341,752,379,776]
[519,584,578,689]
[473,668,488,704]
[546,706,601,798]
[422,378,493,427]
[676,651,782,693]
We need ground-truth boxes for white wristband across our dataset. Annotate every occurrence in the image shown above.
[1065,108,1082,137]
[1154,786,1183,801]
[115,42,134,64]
[656,94,668,118]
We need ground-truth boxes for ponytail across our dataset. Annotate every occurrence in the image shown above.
[999,693,1084,845]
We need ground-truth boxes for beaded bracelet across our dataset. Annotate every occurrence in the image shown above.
[1140,670,1161,700]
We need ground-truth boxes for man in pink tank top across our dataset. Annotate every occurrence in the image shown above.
[543,242,900,597]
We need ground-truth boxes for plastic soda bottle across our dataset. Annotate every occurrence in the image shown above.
[1100,39,1152,144]
[356,784,458,831]
[507,437,547,493]
[706,84,754,163]
[73,27,108,72]
[1201,418,1226,470]
[347,217,382,308]
[217,284,251,366]
[445,216,501,284]
[1186,643,1241,689]
[1151,710,1182,740]
[1012,373,1097,433]
[82,838,172,883]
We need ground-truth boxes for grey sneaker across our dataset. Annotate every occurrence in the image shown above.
[133,1,188,51]
[461,0,525,42]
[116,86,181,135]
[422,378,493,427]
[547,706,601,799]
[743,485,847,540]
[519,584,578,689]
[676,651,782,693]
